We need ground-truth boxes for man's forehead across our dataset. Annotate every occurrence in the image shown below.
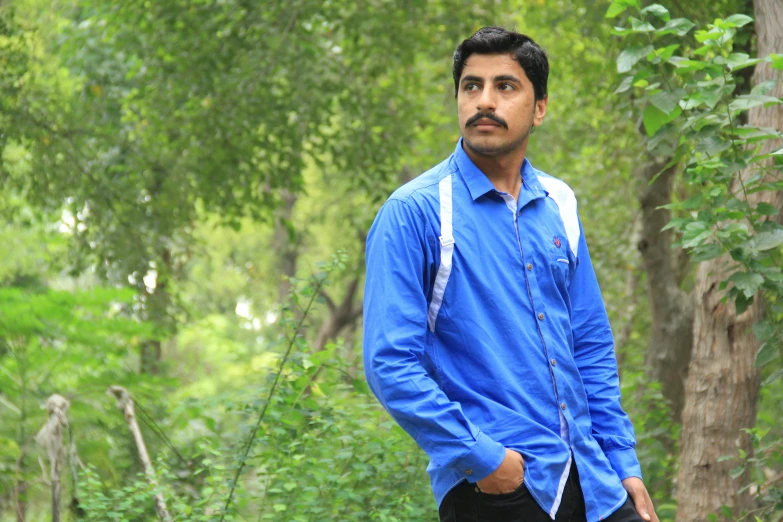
[461,53,526,78]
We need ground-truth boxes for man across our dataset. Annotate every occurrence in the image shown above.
[362,27,658,522]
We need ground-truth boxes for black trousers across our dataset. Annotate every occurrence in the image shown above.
[438,463,643,522]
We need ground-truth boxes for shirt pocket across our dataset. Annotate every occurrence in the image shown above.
[547,235,573,290]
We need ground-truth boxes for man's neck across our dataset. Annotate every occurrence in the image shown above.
[463,141,527,201]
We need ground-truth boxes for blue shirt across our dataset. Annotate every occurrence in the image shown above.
[363,139,642,522]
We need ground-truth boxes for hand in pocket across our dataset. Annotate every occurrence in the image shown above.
[476,448,524,495]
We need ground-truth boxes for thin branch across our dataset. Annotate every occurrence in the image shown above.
[219,271,328,521]
[320,290,336,313]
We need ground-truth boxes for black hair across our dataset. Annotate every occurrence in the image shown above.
[452,26,549,101]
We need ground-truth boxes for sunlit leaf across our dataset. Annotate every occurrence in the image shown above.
[656,18,695,36]
[640,4,670,21]
[722,14,753,28]
[617,45,654,73]
[729,272,764,298]
[643,104,682,136]
[755,342,778,367]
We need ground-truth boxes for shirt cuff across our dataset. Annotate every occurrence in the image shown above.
[452,431,507,483]
[606,446,643,481]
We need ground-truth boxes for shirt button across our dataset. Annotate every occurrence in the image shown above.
[465,469,472,475]
[561,403,567,410]
[551,358,557,366]
[526,263,533,271]
[538,313,545,321]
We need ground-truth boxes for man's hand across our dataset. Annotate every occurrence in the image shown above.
[622,477,658,522]
[476,448,524,494]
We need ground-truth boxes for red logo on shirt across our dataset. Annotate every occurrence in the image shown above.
[554,237,561,248]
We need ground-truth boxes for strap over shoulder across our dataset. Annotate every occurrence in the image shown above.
[428,174,454,332]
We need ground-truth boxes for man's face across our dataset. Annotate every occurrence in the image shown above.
[457,53,548,157]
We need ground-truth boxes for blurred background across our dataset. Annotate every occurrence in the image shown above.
[1,0,781,520]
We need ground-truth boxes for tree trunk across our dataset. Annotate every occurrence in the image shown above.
[314,277,362,353]
[676,2,783,518]
[614,214,642,374]
[15,449,26,522]
[140,248,173,374]
[274,190,300,303]
[637,156,694,422]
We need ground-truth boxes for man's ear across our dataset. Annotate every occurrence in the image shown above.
[533,95,548,126]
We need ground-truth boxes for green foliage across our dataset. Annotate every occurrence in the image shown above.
[4,0,779,520]
[66,254,434,522]
[0,283,151,514]
[611,2,783,311]
[613,1,783,516]
[620,370,678,517]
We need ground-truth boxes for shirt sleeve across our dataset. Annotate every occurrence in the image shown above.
[569,216,642,481]
[362,197,506,482]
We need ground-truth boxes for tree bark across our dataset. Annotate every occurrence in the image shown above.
[108,386,172,522]
[314,276,363,353]
[676,2,783,518]
[274,190,300,303]
[15,447,26,522]
[615,214,642,374]
[637,156,694,422]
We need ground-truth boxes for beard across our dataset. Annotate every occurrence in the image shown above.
[462,121,535,158]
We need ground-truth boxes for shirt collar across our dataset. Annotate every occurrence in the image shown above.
[453,138,547,201]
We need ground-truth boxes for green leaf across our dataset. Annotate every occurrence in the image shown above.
[668,57,707,71]
[691,243,723,262]
[654,44,680,61]
[728,466,745,480]
[605,2,627,19]
[749,230,783,252]
[273,504,288,512]
[751,80,777,96]
[351,378,370,395]
[656,18,695,36]
[630,17,656,33]
[764,368,783,385]
[649,89,685,115]
[617,45,654,73]
[723,14,754,28]
[727,53,763,72]
[605,0,639,18]
[771,54,783,70]
[752,320,776,342]
[729,94,782,112]
[614,76,634,94]
[641,4,670,21]
[643,104,682,136]
[771,146,783,156]
[661,217,690,232]
[729,271,764,298]
[756,203,780,216]
[755,342,778,367]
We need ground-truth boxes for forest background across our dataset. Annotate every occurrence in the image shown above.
[1,0,782,520]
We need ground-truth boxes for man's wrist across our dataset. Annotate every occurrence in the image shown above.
[606,446,643,481]
[452,431,506,483]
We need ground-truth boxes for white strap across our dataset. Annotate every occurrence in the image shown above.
[428,175,454,332]
[536,175,580,258]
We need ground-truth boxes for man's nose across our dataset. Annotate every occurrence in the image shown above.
[477,85,497,112]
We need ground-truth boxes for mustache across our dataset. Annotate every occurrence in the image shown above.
[466,112,508,129]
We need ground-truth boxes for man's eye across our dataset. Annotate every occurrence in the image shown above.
[499,83,515,91]
[464,83,479,91]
